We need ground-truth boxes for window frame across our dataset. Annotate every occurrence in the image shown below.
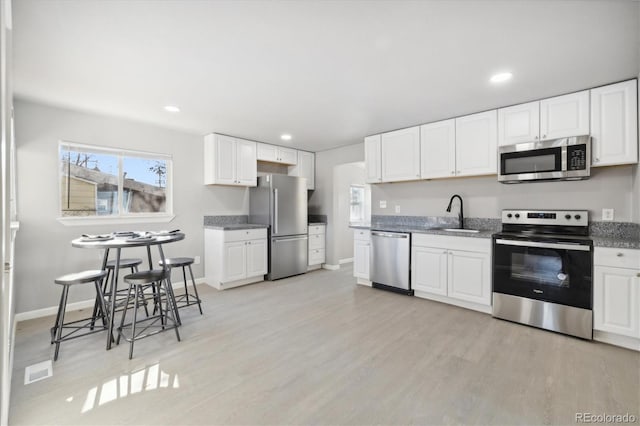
[57,141,175,226]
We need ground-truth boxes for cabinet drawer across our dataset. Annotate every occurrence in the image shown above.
[223,228,267,242]
[309,248,325,265]
[353,229,371,241]
[309,225,325,235]
[309,233,325,250]
[595,247,640,269]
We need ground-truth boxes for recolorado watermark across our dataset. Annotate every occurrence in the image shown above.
[576,413,638,423]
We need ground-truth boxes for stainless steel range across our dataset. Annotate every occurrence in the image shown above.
[492,210,593,339]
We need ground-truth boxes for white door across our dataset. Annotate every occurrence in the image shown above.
[364,135,382,183]
[289,151,315,190]
[455,110,498,177]
[420,119,456,179]
[246,239,268,278]
[411,246,448,296]
[353,239,370,279]
[594,266,640,338]
[236,139,257,186]
[447,250,491,306]
[590,80,638,167]
[277,147,298,165]
[223,241,247,282]
[498,101,540,146]
[381,126,421,182]
[215,135,237,185]
[257,142,278,162]
[539,90,590,140]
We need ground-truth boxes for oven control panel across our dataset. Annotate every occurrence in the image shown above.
[501,210,589,227]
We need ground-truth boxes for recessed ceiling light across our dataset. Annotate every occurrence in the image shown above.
[490,72,513,84]
[280,134,292,141]
[163,105,180,113]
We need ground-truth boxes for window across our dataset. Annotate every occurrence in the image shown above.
[59,142,172,222]
[349,184,371,225]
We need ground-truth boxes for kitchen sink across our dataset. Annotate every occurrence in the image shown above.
[441,228,481,233]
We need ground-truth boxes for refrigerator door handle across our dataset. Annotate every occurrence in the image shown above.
[273,188,279,234]
[273,236,309,243]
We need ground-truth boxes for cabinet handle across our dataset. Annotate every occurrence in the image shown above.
[456,170,460,174]
[451,171,455,175]
[247,241,251,245]
[542,134,546,139]
[534,136,539,140]
[594,158,599,163]
[443,250,447,254]
[617,253,624,257]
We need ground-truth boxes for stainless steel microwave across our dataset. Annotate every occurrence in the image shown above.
[498,135,591,183]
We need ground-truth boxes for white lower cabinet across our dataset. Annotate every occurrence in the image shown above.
[353,229,371,284]
[308,224,326,268]
[593,247,640,350]
[205,228,268,290]
[411,234,491,313]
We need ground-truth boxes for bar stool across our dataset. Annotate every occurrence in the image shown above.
[116,269,181,359]
[158,257,203,315]
[51,270,109,361]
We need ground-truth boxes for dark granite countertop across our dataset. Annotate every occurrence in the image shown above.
[592,236,640,250]
[308,222,327,226]
[204,224,268,230]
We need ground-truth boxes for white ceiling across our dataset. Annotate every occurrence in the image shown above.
[12,0,640,152]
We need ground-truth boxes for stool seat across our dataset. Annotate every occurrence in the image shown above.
[158,257,194,268]
[124,269,167,285]
[106,258,142,269]
[55,270,107,286]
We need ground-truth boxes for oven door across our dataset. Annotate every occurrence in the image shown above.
[493,237,592,309]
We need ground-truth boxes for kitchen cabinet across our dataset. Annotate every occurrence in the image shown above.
[591,80,638,167]
[204,228,268,290]
[593,247,640,348]
[353,229,371,283]
[411,234,491,312]
[455,110,498,176]
[288,150,315,190]
[257,142,298,165]
[204,133,257,186]
[497,91,589,146]
[420,119,456,179]
[364,135,382,183]
[308,224,326,267]
[381,127,421,182]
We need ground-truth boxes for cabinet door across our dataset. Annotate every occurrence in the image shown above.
[257,142,278,162]
[420,119,456,179]
[364,135,382,183]
[455,110,498,176]
[539,90,589,140]
[223,241,247,282]
[381,127,421,182]
[594,266,639,338]
[447,249,491,306]
[498,101,540,146]
[590,80,638,167]
[236,139,257,186]
[246,239,268,278]
[289,151,315,190]
[411,246,448,296]
[277,147,298,165]
[214,135,237,185]
[353,239,370,279]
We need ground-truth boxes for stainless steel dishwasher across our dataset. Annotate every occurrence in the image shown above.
[370,231,413,296]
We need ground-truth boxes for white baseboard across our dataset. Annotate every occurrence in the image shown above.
[15,277,206,323]
[594,330,640,351]
[339,258,354,264]
[356,278,372,286]
[322,264,340,271]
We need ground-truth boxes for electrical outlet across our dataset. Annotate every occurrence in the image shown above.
[379,200,387,209]
[602,208,614,221]
[194,256,201,265]
[395,205,401,213]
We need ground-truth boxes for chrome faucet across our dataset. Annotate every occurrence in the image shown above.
[446,194,464,229]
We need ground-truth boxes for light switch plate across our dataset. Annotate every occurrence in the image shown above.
[602,208,614,221]
[395,205,401,213]
[194,256,201,264]
[379,200,387,209]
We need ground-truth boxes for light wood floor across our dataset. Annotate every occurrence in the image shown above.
[9,265,640,425]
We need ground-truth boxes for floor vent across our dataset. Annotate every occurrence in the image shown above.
[24,360,53,385]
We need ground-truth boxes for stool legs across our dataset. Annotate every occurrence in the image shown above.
[53,286,69,361]
[187,264,203,315]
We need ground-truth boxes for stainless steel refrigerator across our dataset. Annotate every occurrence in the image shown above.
[249,174,308,280]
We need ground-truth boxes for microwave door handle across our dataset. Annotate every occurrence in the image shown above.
[561,145,568,172]
[495,239,591,252]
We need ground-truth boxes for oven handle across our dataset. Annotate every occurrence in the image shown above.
[495,239,591,252]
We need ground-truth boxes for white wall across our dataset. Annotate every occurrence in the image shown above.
[372,165,637,222]
[14,99,248,314]
[332,162,365,262]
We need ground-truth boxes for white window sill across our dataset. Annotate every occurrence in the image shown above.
[57,215,175,227]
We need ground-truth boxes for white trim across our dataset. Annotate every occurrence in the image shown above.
[339,257,354,264]
[57,214,175,227]
[322,264,340,271]
[59,140,172,160]
[594,330,640,352]
[16,277,206,322]
[413,290,493,314]
[356,278,372,287]
[206,276,264,290]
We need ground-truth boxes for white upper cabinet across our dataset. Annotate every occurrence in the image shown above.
[420,119,456,179]
[288,150,315,190]
[455,110,497,176]
[204,133,257,186]
[364,134,382,183]
[590,80,638,167]
[498,101,540,146]
[257,142,298,165]
[540,90,590,140]
[381,127,421,182]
